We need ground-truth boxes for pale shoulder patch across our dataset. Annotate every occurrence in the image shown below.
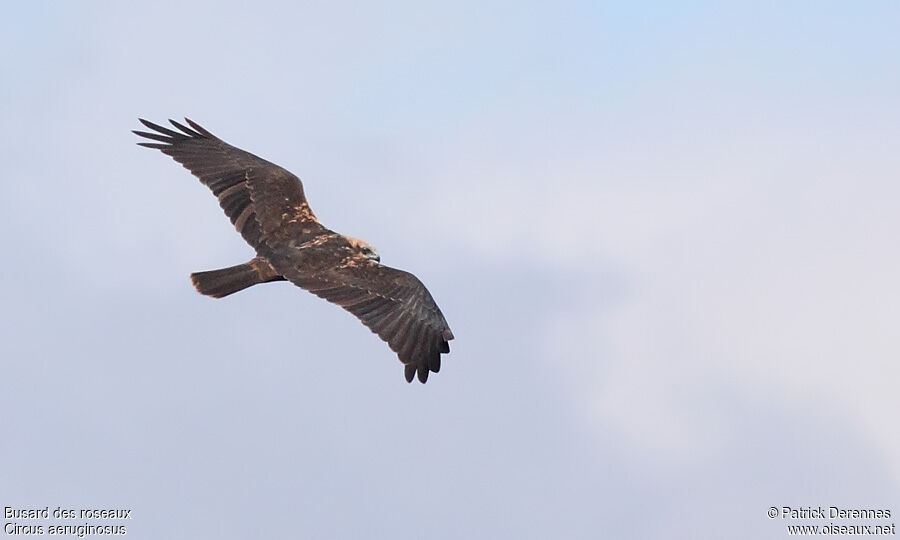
[288,201,318,223]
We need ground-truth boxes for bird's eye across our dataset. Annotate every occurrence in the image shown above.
[361,246,380,262]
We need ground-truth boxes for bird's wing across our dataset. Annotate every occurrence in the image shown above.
[274,254,454,383]
[133,118,318,250]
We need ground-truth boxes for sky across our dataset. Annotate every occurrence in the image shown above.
[2,1,899,538]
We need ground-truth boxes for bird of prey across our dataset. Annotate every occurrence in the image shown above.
[134,118,453,383]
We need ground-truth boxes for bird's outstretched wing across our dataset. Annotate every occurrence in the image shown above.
[133,118,321,250]
[268,246,454,383]
[135,118,454,382]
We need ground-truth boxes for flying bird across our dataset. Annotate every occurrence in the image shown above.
[134,118,453,383]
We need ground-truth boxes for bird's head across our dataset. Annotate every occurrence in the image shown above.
[346,236,381,263]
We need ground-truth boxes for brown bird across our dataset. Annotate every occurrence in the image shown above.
[134,118,453,383]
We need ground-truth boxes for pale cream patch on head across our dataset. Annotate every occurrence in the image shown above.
[345,236,373,250]
[344,236,380,263]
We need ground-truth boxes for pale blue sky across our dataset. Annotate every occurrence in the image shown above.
[2,2,899,539]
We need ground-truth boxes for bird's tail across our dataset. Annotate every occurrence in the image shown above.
[190,262,265,298]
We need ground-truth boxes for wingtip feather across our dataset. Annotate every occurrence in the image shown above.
[136,142,170,149]
[184,117,216,138]
[169,118,203,138]
[138,118,183,138]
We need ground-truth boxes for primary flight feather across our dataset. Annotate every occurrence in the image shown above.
[134,118,453,383]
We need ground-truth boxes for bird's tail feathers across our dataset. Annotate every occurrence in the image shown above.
[190,263,263,298]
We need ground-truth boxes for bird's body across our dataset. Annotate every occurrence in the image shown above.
[134,118,453,383]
